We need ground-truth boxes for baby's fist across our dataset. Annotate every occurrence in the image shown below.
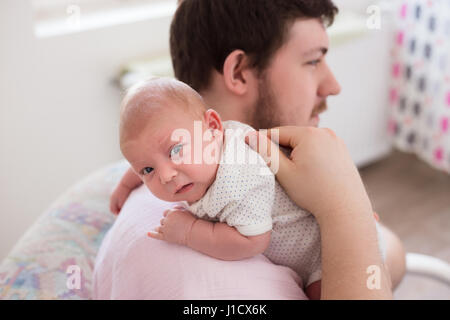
[148,206,197,246]
[109,184,131,215]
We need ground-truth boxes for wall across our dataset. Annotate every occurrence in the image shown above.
[322,12,394,167]
[0,1,171,260]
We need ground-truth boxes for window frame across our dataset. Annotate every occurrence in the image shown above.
[32,0,171,21]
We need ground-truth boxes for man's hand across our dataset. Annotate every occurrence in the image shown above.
[245,127,374,223]
[148,206,197,246]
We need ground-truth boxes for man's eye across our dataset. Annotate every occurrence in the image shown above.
[170,144,183,158]
[308,59,321,66]
[142,167,154,175]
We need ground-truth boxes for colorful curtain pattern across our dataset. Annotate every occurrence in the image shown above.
[389,0,450,174]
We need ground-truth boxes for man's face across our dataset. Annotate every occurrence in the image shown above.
[251,18,341,129]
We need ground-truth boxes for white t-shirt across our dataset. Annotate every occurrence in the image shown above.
[187,120,385,287]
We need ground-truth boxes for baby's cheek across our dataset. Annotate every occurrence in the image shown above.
[199,163,219,187]
[143,180,156,195]
[145,180,170,201]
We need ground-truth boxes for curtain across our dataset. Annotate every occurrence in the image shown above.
[389,0,450,174]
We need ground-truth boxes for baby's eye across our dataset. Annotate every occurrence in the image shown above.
[141,167,154,176]
[170,144,183,158]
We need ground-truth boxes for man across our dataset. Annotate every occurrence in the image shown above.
[94,0,405,299]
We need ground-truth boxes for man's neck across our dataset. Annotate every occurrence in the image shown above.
[199,72,252,124]
[201,91,238,122]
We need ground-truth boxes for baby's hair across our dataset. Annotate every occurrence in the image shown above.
[119,77,207,144]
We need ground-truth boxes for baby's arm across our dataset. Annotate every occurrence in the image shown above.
[110,167,143,214]
[185,157,274,260]
[187,218,272,261]
[148,207,271,260]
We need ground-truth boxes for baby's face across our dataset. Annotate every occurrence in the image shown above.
[121,109,223,204]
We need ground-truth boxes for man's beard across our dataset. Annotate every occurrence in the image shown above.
[250,76,280,130]
[250,75,327,130]
[312,100,328,117]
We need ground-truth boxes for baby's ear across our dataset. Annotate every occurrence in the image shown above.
[204,109,223,132]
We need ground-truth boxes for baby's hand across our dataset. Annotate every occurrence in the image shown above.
[109,184,132,215]
[148,206,197,246]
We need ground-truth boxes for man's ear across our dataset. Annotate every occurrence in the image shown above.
[203,109,223,132]
[222,49,256,96]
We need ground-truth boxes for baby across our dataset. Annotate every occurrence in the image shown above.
[117,77,385,300]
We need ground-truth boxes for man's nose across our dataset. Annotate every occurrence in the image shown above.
[318,63,341,97]
[159,165,177,184]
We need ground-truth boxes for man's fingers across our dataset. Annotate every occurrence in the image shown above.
[245,131,276,161]
[246,126,304,154]
[264,126,301,149]
[245,130,294,178]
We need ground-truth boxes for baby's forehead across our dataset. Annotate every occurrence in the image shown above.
[122,98,188,131]
[133,94,200,124]
[142,113,198,145]
[122,120,185,161]
[120,82,206,147]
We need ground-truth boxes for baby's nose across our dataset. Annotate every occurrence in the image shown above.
[159,166,177,184]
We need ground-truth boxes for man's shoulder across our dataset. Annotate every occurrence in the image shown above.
[221,120,271,176]
[223,119,255,131]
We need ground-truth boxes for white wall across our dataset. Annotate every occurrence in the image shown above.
[0,1,171,260]
[322,11,394,167]
[332,0,380,13]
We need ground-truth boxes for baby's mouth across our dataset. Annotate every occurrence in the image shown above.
[175,183,194,194]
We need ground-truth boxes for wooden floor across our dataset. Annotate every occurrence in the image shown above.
[359,150,450,299]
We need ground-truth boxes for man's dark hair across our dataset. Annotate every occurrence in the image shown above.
[170,0,338,92]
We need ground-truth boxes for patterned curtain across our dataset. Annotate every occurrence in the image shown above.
[389,0,450,174]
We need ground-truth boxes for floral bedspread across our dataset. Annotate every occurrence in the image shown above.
[0,161,128,299]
